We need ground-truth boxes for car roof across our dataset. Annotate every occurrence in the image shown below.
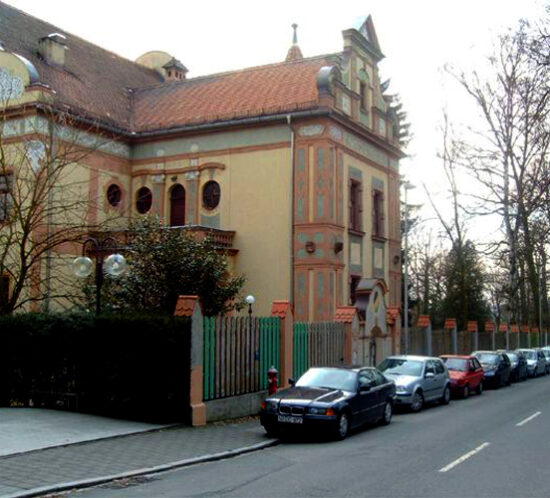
[440,354,474,359]
[385,355,439,361]
[306,366,374,373]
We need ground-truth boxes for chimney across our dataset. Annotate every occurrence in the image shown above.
[162,57,188,82]
[38,33,67,66]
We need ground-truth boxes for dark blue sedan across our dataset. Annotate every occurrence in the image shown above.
[260,366,396,440]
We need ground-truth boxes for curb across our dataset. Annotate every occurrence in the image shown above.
[4,439,279,498]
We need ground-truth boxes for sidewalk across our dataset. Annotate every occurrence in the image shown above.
[0,409,275,498]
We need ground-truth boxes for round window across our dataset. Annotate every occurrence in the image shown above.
[106,184,122,207]
[203,181,220,210]
[136,187,152,214]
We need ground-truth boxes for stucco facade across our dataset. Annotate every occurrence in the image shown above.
[0,3,404,341]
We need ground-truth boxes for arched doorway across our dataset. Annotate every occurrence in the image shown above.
[170,184,186,226]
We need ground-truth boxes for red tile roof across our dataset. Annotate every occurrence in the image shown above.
[0,1,162,129]
[1,1,337,134]
[334,306,358,323]
[131,57,333,132]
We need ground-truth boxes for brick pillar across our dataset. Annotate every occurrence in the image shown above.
[335,306,360,365]
[174,295,206,427]
[467,321,478,351]
[272,300,294,388]
[418,315,431,356]
[444,318,457,354]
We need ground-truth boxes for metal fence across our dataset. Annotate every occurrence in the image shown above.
[406,328,550,357]
[293,322,346,380]
[203,316,280,401]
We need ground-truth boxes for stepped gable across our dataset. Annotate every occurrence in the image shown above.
[131,55,335,133]
[0,1,162,129]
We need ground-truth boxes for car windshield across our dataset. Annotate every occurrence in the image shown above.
[377,358,423,376]
[521,351,537,360]
[295,368,357,392]
[442,358,468,371]
[476,353,498,364]
[506,353,518,362]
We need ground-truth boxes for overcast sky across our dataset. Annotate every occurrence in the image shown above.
[5,0,548,241]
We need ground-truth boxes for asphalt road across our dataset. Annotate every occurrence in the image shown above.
[67,374,550,498]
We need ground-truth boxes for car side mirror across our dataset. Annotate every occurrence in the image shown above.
[425,372,435,379]
[359,384,371,392]
[289,378,295,387]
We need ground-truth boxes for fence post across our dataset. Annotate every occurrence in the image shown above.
[444,318,457,354]
[485,321,495,350]
[511,325,519,349]
[467,321,478,351]
[335,306,360,365]
[174,295,206,427]
[522,325,530,348]
[499,323,508,350]
[418,315,431,356]
[271,301,293,388]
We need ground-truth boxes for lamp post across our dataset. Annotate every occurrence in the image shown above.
[402,181,415,355]
[72,237,126,314]
[245,294,255,318]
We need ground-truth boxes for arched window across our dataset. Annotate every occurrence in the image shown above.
[203,181,220,210]
[136,187,152,214]
[170,184,186,226]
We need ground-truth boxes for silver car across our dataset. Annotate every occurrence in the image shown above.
[517,349,546,377]
[377,355,451,412]
[540,348,550,374]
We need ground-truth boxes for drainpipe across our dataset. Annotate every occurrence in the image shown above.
[287,114,295,309]
[44,117,56,311]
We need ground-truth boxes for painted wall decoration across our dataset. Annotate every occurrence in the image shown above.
[0,68,24,101]
[365,283,387,336]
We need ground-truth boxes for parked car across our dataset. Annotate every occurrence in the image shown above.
[498,351,528,382]
[377,355,451,412]
[539,348,550,374]
[440,355,484,398]
[260,366,396,440]
[472,351,511,388]
[517,349,547,377]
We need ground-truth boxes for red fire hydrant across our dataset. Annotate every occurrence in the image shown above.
[267,366,278,395]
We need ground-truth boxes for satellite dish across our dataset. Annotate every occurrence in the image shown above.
[73,256,93,278]
[104,253,126,277]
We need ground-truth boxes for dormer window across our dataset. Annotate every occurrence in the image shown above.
[162,57,188,82]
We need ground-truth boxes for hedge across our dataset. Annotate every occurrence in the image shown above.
[0,312,191,423]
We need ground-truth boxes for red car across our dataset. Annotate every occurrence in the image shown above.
[440,355,484,398]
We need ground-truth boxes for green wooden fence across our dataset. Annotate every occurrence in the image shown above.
[203,316,280,401]
[293,322,346,381]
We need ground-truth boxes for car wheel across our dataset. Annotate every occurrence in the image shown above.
[441,386,451,405]
[380,401,393,426]
[410,391,424,412]
[334,411,350,440]
[462,385,470,399]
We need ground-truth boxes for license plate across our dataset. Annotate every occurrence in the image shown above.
[277,415,303,424]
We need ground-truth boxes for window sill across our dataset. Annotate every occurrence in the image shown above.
[371,235,387,243]
[348,228,365,237]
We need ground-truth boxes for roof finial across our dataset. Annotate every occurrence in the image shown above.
[286,23,303,62]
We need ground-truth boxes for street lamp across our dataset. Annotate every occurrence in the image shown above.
[402,180,415,355]
[72,237,126,314]
[245,295,255,318]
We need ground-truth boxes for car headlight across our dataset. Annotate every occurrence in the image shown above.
[308,406,327,415]
[396,385,409,392]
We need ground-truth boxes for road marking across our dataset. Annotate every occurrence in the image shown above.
[439,442,490,473]
[516,411,541,427]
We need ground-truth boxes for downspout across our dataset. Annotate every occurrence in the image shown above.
[287,114,295,309]
[44,117,56,311]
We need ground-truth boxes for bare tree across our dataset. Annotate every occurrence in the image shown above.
[0,92,126,313]
[449,23,550,326]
